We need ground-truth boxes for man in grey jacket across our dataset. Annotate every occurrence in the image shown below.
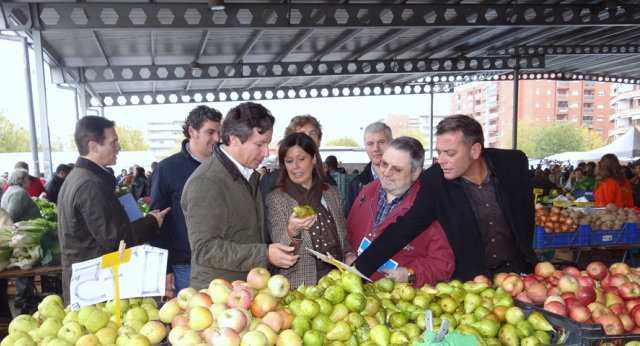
[182,102,299,289]
[58,116,170,304]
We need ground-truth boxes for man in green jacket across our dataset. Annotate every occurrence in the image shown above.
[182,102,299,289]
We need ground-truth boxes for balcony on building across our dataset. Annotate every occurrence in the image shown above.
[609,126,632,137]
[557,89,569,100]
[584,81,595,88]
[558,81,570,87]
[610,88,640,106]
[556,115,568,123]
[488,124,497,131]
[487,135,498,143]
[584,91,595,100]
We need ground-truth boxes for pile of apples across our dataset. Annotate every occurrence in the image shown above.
[495,260,640,336]
[2,294,165,346]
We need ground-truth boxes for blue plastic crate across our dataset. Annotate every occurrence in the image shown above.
[624,222,640,244]
[535,225,589,248]
[588,226,626,246]
[573,189,595,201]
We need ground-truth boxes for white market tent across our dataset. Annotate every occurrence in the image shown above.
[546,127,640,164]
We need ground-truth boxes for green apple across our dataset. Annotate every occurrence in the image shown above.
[105,299,130,316]
[39,303,66,320]
[9,314,39,334]
[78,306,110,333]
[1,331,30,346]
[75,334,100,346]
[95,327,118,345]
[139,321,167,344]
[40,295,64,308]
[62,310,79,324]
[118,325,137,335]
[123,306,149,323]
[123,319,145,332]
[38,317,63,339]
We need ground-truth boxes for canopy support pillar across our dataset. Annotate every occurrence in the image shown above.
[512,69,519,150]
[22,36,40,178]
[32,30,53,180]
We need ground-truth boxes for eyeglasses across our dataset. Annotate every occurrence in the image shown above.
[380,161,408,175]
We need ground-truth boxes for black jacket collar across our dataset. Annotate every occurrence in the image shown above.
[180,139,202,166]
[75,157,117,187]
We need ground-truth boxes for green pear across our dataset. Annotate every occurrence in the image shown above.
[428,302,443,317]
[327,269,343,282]
[516,320,535,337]
[534,330,551,344]
[355,326,371,343]
[317,276,335,291]
[78,306,110,333]
[369,324,390,346]
[439,296,459,314]
[435,282,453,295]
[504,306,525,325]
[464,292,482,314]
[344,292,366,312]
[345,312,366,328]
[498,324,520,346]
[374,308,386,325]
[389,330,409,344]
[341,272,364,294]
[324,285,346,305]
[325,321,352,342]
[493,294,514,308]
[528,312,553,331]
[311,313,334,333]
[456,324,485,346]
[363,283,375,295]
[486,337,501,346]
[480,288,496,299]
[459,313,477,326]
[364,316,379,328]
[362,295,381,316]
[450,287,466,301]
[471,318,499,338]
[474,306,491,320]
[440,313,457,331]
[38,318,63,339]
[329,303,349,322]
[39,303,66,320]
[521,336,541,346]
[375,278,394,292]
[303,329,325,346]
[288,299,303,315]
[299,299,321,319]
[380,298,399,312]
[399,323,420,338]
[291,315,312,337]
[463,281,489,294]
[305,286,322,300]
[315,297,333,316]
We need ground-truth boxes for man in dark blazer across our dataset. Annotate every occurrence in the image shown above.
[353,115,538,281]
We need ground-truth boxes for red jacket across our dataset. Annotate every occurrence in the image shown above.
[346,179,455,287]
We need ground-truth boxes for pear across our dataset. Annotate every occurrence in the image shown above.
[435,282,453,295]
[78,306,110,333]
[389,330,409,344]
[369,324,390,346]
[291,315,312,337]
[471,318,499,338]
[311,313,334,333]
[457,324,486,346]
[329,303,349,322]
[486,337,501,346]
[355,326,371,343]
[464,292,482,314]
[521,336,542,346]
[325,321,352,342]
[37,318,63,339]
[302,329,325,346]
[504,306,525,325]
[364,316,379,328]
[39,303,66,320]
[341,272,364,294]
[516,320,535,337]
[493,294,514,307]
[463,281,489,294]
[534,330,551,344]
[498,324,520,346]
[527,312,553,331]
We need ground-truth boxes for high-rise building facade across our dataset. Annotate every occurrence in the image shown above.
[147,120,184,158]
[610,83,640,139]
[450,80,614,148]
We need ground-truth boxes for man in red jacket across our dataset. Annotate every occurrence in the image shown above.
[346,137,455,287]
[11,161,48,199]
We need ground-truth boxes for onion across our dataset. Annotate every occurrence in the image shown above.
[549,214,559,223]
[535,203,545,210]
[544,221,554,232]
[559,215,567,223]
[539,215,548,223]
[550,206,562,214]
[561,224,571,232]
[565,217,575,226]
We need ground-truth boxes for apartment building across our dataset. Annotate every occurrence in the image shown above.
[385,113,448,155]
[147,120,184,158]
[609,83,640,139]
[450,80,614,148]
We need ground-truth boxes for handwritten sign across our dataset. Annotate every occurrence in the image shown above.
[69,245,168,311]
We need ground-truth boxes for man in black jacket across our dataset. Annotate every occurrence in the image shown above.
[45,164,72,204]
[343,122,392,218]
[353,115,538,281]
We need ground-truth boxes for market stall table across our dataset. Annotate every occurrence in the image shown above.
[0,265,62,280]
[535,245,638,267]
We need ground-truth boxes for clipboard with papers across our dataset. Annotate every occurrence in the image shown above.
[306,247,372,282]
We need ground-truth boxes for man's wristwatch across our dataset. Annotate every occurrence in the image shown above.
[407,268,415,283]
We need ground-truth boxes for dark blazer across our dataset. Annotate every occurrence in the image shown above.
[343,162,374,218]
[353,148,538,281]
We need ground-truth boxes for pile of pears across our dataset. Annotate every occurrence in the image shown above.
[2,295,166,346]
[281,269,556,346]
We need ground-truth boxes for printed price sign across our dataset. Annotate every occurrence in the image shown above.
[69,245,168,311]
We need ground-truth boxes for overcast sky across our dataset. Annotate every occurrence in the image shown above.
[0,38,452,149]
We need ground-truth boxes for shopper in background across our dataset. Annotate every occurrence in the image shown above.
[563,167,584,192]
[594,153,634,208]
[353,115,538,281]
[1,169,42,313]
[58,116,169,304]
[6,162,48,199]
[45,164,72,204]
[344,122,392,218]
[265,133,355,287]
[131,166,149,201]
[182,102,298,289]
[116,169,128,186]
[629,159,640,207]
[151,105,223,298]
[347,137,455,287]
[260,115,337,246]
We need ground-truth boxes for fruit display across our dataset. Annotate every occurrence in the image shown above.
[3,266,560,346]
[497,260,640,337]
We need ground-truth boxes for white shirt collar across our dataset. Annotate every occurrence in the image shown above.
[371,164,378,180]
[221,145,255,181]
[185,143,201,163]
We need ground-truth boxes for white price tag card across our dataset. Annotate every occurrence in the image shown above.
[69,245,168,310]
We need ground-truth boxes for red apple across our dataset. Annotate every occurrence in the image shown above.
[544,301,567,316]
[209,283,233,305]
[601,275,611,290]
[275,308,294,330]
[552,270,565,280]
[209,327,241,346]
[618,313,635,333]
[608,303,627,315]
[628,272,640,285]
[562,266,581,278]
[632,305,640,326]
[260,311,284,333]
[250,292,277,318]
[493,272,509,287]
[501,275,525,296]
[577,276,596,288]
[515,292,533,303]
[228,286,254,310]
[526,283,548,304]
[547,286,561,297]
[172,313,189,329]
[610,274,631,288]
[604,287,620,296]
[587,262,609,281]
[522,274,540,289]
[535,262,555,279]
[473,275,493,287]
[560,292,576,300]
[568,304,592,323]
[544,295,566,306]
[247,267,271,291]
[576,286,597,306]
[619,282,640,300]
[564,297,581,310]
[188,292,213,310]
[625,299,640,312]
[587,301,605,312]
[610,262,631,276]
[592,306,613,320]
[558,275,579,293]
[210,278,233,289]
[217,308,248,333]
[594,313,624,335]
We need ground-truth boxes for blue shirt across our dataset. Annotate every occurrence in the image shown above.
[374,185,413,231]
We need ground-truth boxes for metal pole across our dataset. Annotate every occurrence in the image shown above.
[429,81,435,159]
[512,69,519,150]
[22,37,40,178]
[32,30,53,180]
[78,83,87,117]
[73,88,80,121]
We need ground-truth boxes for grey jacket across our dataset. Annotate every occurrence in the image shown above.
[58,157,159,304]
[1,185,41,222]
[182,144,269,289]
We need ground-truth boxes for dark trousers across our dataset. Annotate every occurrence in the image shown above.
[14,276,35,311]
[489,259,525,278]
[0,279,11,319]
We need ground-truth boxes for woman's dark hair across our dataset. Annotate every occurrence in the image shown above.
[595,153,626,189]
[182,105,223,138]
[74,116,116,156]
[135,166,146,178]
[274,133,326,189]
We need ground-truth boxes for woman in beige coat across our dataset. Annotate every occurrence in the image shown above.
[265,133,355,288]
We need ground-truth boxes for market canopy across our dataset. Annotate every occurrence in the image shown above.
[546,127,640,163]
